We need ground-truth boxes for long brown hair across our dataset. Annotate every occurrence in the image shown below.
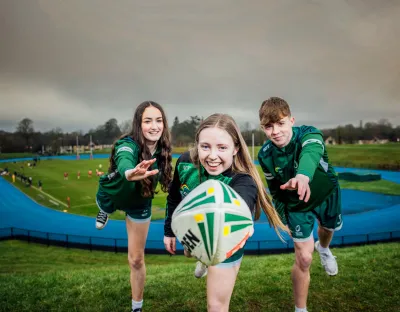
[190,113,287,236]
[108,101,172,197]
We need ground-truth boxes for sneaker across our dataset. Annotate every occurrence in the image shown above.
[194,261,208,278]
[315,241,338,276]
[96,210,109,230]
[132,309,142,312]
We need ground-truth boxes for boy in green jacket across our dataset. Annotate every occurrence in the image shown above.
[258,97,342,312]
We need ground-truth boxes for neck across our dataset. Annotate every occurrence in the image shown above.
[146,141,158,155]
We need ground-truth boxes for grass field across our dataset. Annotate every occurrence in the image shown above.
[174,143,400,170]
[2,142,400,169]
[1,156,399,221]
[0,240,399,312]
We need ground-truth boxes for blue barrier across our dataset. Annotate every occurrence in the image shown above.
[1,156,400,253]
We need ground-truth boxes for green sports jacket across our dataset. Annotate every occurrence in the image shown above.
[164,151,257,237]
[258,126,338,219]
[98,137,161,210]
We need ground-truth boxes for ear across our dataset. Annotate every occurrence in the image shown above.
[233,146,239,156]
[290,116,295,125]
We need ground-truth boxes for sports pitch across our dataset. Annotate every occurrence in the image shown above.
[1,154,400,222]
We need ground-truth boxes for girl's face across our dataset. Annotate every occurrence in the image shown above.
[141,106,164,143]
[198,127,238,176]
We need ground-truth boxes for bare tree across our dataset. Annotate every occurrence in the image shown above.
[16,118,34,147]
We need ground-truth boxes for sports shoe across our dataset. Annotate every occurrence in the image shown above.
[194,261,208,278]
[96,210,109,230]
[315,241,338,276]
[132,309,142,312]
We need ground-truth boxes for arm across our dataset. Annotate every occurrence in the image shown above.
[114,143,139,176]
[280,133,324,202]
[297,133,324,181]
[163,160,183,255]
[230,174,257,214]
[164,161,182,238]
[115,142,159,182]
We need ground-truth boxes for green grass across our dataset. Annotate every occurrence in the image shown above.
[0,240,399,311]
[2,143,400,170]
[0,159,169,221]
[177,144,400,170]
[326,144,400,170]
[339,179,400,195]
[0,152,37,160]
[1,155,399,222]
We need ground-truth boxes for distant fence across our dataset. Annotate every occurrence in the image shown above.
[1,227,399,255]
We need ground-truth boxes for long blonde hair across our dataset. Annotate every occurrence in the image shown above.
[190,113,287,236]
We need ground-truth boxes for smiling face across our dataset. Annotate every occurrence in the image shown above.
[141,105,164,143]
[262,116,295,148]
[197,126,238,175]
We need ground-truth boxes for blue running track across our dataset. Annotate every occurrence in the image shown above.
[1,155,399,252]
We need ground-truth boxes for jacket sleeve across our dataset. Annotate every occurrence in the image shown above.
[114,141,139,177]
[258,154,287,225]
[230,174,257,215]
[164,159,182,237]
[297,133,324,181]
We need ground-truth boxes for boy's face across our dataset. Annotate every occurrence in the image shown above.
[262,116,295,148]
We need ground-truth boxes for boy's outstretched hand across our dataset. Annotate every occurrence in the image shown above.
[125,158,159,181]
[280,174,311,202]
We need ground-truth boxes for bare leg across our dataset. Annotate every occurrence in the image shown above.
[292,239,314,309]
[126,218,150,301]
[318,226,334,248]
[206,264,240,312]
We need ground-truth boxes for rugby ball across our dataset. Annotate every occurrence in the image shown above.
[171,179,254,266]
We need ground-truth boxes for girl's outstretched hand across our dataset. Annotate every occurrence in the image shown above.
[125,158,159,181]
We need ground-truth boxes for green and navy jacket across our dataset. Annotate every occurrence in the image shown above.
[258,126,338,218]
[98,137,161,210]
[164,151,257,237]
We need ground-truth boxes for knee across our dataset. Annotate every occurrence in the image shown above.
[296,250,313,271]
[128,253,145,270]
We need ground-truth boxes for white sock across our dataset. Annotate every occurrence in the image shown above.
[295,306,308,312]
[132,299,143,310]
[318,244,330,254]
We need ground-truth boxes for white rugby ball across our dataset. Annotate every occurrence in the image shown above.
[171,179,254,266]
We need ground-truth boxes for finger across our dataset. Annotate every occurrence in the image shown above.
[143,158,156,166]
[298,183,305,200]
[140,161,154,171]
[169,244,175,255]
[280,182,290,190]
[139,160,150,168]
[145,169,159,177]
[304,185,311,203]
[165,243,174,254]
[290,179,298,189]
[172,238,176,252]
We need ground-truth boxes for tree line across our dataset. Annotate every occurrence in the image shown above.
[0,117,399,153]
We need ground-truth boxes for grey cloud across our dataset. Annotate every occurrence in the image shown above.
[0,0,399,132]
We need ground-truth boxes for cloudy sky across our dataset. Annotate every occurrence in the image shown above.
[0,0,399,133]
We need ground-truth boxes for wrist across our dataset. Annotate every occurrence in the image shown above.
[296,173,310,183]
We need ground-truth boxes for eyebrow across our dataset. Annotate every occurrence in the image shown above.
[199,141,228,146]
[143,117,162,120]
